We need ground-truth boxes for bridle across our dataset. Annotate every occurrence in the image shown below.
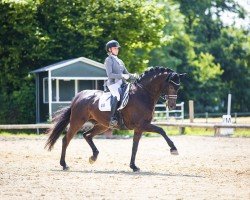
[160,79,179,102]
[135,72,180,102]
[159,94,178,101]
[136,82,178,102]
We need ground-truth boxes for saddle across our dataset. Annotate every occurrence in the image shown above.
[98,83,130,130]
[98,83,130,112]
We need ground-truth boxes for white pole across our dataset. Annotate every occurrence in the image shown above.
[56,79,59,102]
[48,70,52,121]
[189,100,194,123]
[75,80,78,95]
[227,94,232,115]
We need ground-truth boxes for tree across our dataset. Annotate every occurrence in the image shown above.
[36,0,167,72]
[0,0,40,123]
[208,28,250,112]
[168,0,250,113]
[0,0,169,123]
[149,1,224,112]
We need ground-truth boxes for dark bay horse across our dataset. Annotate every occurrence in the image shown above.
[45,67,184,172]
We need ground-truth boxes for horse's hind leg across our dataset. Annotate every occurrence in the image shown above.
[83,124,108,164]
[60,121,84,170]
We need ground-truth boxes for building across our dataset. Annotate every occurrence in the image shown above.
[31,57,107,123]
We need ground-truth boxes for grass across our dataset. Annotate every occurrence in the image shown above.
[233,129,250,137]
[0,131,40,138]
[111,126,250,137]
[0,129,249,138]
[162,127,214,136]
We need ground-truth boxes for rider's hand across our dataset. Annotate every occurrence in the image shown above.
[132,73,139,79]
[122,74,130,80]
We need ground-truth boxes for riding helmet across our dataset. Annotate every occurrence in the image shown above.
[106,40,120,52]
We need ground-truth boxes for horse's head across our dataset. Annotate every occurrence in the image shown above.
[134,67,185,110]
[162,72,185,110]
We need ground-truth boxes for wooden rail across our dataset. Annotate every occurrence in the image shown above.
[152,121,250,129]
[0,123,249,129]
[153,121,250,135]
[0,122,249,135]
[0,124,52,129]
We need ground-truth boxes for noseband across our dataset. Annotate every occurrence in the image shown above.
[166,95,178,99]
[160,94,178,101]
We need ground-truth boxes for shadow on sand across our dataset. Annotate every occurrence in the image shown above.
[51,169,205,178]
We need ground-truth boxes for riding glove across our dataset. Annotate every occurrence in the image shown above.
[122,74,130,80]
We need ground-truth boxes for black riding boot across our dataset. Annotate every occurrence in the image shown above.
[109,96,119,128]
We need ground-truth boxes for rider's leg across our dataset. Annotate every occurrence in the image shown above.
[107,82,121,128]
[109,95,119,127]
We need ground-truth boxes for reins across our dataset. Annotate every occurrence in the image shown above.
[135,82,153,98]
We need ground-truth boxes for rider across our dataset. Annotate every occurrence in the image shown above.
[104,40,132,128]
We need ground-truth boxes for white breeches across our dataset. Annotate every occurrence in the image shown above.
[107,80,122,101]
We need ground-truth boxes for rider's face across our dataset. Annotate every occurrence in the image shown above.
[110,47,119,56]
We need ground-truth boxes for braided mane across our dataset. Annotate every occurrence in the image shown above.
[136,66,174,83]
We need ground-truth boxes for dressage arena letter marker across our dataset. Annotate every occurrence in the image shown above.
[219,115,234,135]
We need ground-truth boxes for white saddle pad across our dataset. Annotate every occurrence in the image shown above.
[98,92,112,111]
[98,84,130,112]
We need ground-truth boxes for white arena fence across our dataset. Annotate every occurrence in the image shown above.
[0,122,249,135]
[154,102,184,121]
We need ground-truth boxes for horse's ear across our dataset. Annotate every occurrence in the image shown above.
[179,73,187,79]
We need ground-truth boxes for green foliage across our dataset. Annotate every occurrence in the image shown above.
[35,0,166,72]
[0,76,35,124]
[113,129,133,136]
[208,28,250,112]
[0,0,167,123]
[0,0,40,123]
[192,52,223,83]
[150,0,249,113]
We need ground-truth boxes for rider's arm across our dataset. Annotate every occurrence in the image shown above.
[123,65,137,80]
[121,60,135,79]
[105,57,123,79]
[121,60,132,77]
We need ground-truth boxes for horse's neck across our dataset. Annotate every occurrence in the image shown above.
[134,80,162,105]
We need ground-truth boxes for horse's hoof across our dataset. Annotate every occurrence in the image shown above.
[130,165,140,172]
[89,156,96,164]
[63,166,70,171]
[170,149,179,155]
[133,167,140,172]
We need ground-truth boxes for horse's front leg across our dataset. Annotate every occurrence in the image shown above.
[130,131,142,172]
[145,124,178,155]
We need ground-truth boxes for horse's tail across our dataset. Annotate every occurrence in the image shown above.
[45,106,71,151]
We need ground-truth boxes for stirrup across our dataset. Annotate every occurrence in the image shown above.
[109,118,118,128]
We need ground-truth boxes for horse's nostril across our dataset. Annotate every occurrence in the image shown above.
[169,105,176,110]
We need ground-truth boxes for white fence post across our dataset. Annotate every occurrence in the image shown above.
[154,102,184,121]
[189,100,194,123]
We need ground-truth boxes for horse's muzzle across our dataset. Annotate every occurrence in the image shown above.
[167,100,176,110]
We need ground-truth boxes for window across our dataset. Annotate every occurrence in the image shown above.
[43,78,74,103]
[97,80,105,90]
[78,80,95,91]
[43,78,102,103]
[43,78,56,103]
[59,80,75,101]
